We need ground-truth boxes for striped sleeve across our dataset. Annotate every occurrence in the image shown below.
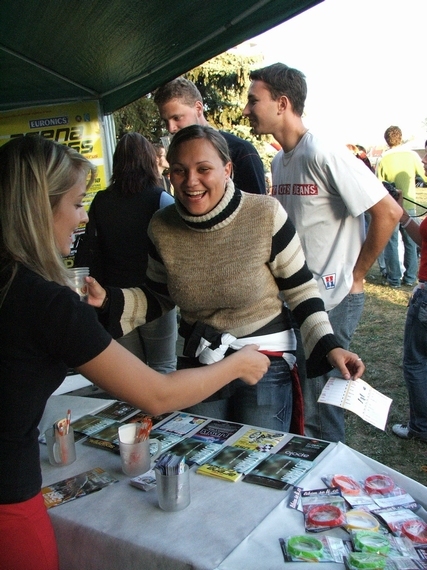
[269,202,340,377]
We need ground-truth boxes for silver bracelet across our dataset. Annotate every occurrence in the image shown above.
[401,217,412,229]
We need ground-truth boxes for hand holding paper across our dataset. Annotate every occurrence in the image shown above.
[317,377,392,430]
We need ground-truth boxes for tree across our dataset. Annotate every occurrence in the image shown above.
[113,51,278,169]
[113,95,164,141]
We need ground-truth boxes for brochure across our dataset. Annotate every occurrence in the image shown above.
[190,419,243,444]
[42,467,118,508]
[243,436,333,490]
[153,412,207,436]
[317,377,392,430]
[160,437,223,466]
[196,445,269,482]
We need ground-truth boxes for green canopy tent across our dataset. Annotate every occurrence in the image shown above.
[0,0,322,114]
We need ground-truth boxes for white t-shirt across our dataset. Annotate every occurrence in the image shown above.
[271,131,387,311]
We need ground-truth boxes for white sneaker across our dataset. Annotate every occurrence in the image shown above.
[392,423,427,442]
[392,423,410,439]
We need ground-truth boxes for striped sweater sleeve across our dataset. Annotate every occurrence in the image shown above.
[268,201,340,377]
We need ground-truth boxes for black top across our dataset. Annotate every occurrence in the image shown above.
[219,130,266,194]
[0,264,111,503]
[75,185,170,286]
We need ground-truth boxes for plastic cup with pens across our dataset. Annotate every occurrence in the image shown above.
[45,409,76,466]
[118,420,161,477]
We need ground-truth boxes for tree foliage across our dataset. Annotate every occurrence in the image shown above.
[113,51,278,169]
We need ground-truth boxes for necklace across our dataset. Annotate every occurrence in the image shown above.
[282,129,308,168]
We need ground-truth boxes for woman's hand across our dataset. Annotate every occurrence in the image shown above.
[85,276,107,308]
[232,344,270,384]
[327,348,365,380]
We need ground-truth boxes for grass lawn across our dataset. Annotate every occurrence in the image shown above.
[345,189,427,486]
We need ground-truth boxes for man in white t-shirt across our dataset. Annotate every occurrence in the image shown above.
[243,63,401,443]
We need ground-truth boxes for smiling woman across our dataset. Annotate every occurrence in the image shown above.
[86,124,365,436]
[168,129,232,216]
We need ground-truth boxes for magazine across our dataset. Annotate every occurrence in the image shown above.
[42,467,118,508]
[191,419,243,444]
[154,412,207,436]
[161,437,223,466]
[196,445,269,482]
[70,414,118,442]
[83,421,122,452]
[243,436,333,490]
[95,401,141,421]
[231,428,286,451]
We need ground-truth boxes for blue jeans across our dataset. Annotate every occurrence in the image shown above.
[301,292,365,442]
[184,357,293,431]
[403,287,427,439]
[116,309,177,373]
[383,209,418,286]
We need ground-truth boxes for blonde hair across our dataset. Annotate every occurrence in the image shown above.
[0,136,96,303]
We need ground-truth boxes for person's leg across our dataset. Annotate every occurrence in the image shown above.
[377,250,387,279]
[230,358,293,432]
[383,224,402,287]
[399,289,427,439]
[115,327,146,361]
[0,492,59,570]
[138,309,178,373]
[302,292,365,442]
[401,210,419,285]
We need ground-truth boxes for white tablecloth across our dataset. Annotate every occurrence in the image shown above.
[40,403,427,570]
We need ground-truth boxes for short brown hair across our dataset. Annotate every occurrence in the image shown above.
[154,77,203,108]
[384,126,402,147]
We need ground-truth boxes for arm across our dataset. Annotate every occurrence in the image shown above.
[399,209,421,247]
[270,204,364,379]
[77,341,270,416]
[351,194,402,292]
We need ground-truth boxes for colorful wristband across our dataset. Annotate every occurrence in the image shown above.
[346,510,380,531]
[364,474,395,495]
[287,536,324,561]
[306,504,345,527]
[332,474,362,495]
[348,552,387,569]
[401,216,412,229]
[401,520,427,544]
[353,530,390,555]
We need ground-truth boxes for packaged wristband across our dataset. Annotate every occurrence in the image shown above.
[345,509,380,531]
[348,552,387,569]
[353,530,390,555]
[401,519,427,544]
[287,535,324,561]
[306,504,346,527]
[331,474,362,496]
[364,474,395,495]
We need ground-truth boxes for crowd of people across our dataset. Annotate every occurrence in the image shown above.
[1,64,426,570]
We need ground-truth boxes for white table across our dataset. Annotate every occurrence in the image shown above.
[40,402,427,570]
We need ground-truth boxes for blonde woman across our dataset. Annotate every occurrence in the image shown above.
[0,135,269,570]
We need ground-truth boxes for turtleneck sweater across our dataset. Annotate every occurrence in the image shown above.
[107,180,340,377]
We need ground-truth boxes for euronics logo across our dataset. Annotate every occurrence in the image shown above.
[29,116,69,128]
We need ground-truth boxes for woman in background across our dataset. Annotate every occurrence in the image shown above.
[76,132,177,373]
[154,142,173,194]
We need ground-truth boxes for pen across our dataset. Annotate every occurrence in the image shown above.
[66,409,71,434]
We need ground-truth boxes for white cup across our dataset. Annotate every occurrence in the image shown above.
[118,423,161,477]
